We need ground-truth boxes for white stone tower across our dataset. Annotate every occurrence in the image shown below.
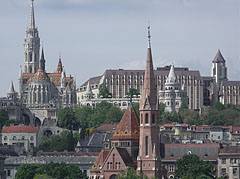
[24,0,40,73]
[211,49,227,86]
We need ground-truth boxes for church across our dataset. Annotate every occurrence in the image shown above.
[90,27,162,179]
[17,0,76,123]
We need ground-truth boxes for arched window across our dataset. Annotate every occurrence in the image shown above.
[145,113,149,124]
[4,136,7,141]
[141,114,143,124]
[29,66,32,73]
[29,52,32,62]
[152,114,155,124]
[145,136,149,156]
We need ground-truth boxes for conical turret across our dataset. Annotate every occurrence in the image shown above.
[166,64,177,84]
[8,81,17,99]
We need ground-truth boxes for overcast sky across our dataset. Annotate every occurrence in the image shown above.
[0,0,239,96]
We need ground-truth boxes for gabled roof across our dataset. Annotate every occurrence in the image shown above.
[213,49,225,63]
[111,107,139,140]
[2,126,39,133]
[91,149,110,170]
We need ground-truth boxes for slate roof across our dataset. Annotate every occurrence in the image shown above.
[219,146,240,155]
[0,147,18,157]
[4,155,97,165]
[81,76,102,87]
[2,126,39,133]
[116,147,134,166]
[221,80,240,87]
[212,49,225,63]
[162,143,219,161]
[94,124,117,133]
[111,107,139,140]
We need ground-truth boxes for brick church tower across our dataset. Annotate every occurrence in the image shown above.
[137,26,161,178]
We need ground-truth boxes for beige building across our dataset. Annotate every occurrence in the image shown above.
[2,126,39,152]
[218,145,240,179]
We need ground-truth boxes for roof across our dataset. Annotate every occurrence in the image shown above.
[219,145,240,155]
[2,126,39,133]
[212,49,225,63]
[91,149,110,170]
[94,124,117,133]
[221,80,240,87]
[163,143,219,161]
[31,68,50,82]
[116,147,134,165]
[0,147,18,157]
[111,107,139,140]
[81,76,102,87]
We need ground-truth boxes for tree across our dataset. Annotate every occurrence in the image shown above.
[33,174,53,179]
[99,84,112,98]
[92,101,112,127]
[179,109,200,125]
[0,109,9,128]
[57,108,78,129]
[74,106,93,128]
[38,130,76,152]
[106,106,123,123]
[126,88,140,98]
[15,162,87,179]
[117,167,148,179]
[132,102,140,117]
[175,154,215,179]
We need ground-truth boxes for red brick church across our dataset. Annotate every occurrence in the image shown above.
[90,27,162,179]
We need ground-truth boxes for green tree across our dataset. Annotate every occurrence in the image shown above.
[99,84,112,98]
[16,162,87,179]
[0,109,9,128]
[106,106,123,123]
[159,111,181,124]
[74,106,93,128]
[126,88,140,98]
[179,109,200,125]
[117,167,148,179]
[57,108,78,129]
[175,154,214,179]
[132,102,140,117]
[33,174,53,179]
[211,101,225,111]
[38,130,76,152]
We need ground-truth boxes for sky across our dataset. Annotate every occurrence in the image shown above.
[0,0,239,96]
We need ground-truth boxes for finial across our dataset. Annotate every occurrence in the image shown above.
[147,22,151,48]
[59,52,61,60]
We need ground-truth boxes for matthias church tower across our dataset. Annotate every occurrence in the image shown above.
[24,0,40,73]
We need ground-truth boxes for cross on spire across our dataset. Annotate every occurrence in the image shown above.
[147,25,151,48]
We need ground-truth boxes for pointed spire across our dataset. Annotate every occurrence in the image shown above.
[40,47,45,71]
[140,26,157,110]
[56,53,63,73]
[8,81,15,94]
[85,81,93,95]
[213,49,225,63]
[61,70,66,88]
[30,0,35,29]
[166,64,177,84]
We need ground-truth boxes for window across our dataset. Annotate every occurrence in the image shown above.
[169,165,175,172]
[152,114,155,124]
[145,113,149,124]
[233,168,237,175]
[221,168,226,175]
[145,136,149,156]
[222,159,226,164]
[4,136,7,141]
[7,170,11,176]
[30,136,34,141]
[12,136,16,140]
[141,114,143,124]
[22,136,25,140]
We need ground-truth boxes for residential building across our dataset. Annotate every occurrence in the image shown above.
[2,126,39,152]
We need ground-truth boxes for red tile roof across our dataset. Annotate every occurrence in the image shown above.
[111,107,139,140]
[2,126,39,133]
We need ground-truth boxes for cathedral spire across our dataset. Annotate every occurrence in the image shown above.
[8,81,15,94]
[56,53,63,73]
[40,47,46,72]
[30,0,35,30]
[140,26,157,110]
[166,64,177,84]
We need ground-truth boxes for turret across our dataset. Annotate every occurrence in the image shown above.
[8,81,17,99]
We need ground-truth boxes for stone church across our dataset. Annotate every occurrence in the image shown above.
[17,0,76,122]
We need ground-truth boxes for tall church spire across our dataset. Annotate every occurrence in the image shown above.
[40,47,45,72]
[30,0,35,30]
[140,25,157,111]
[137,26,161,178]
[24,0,40,73]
